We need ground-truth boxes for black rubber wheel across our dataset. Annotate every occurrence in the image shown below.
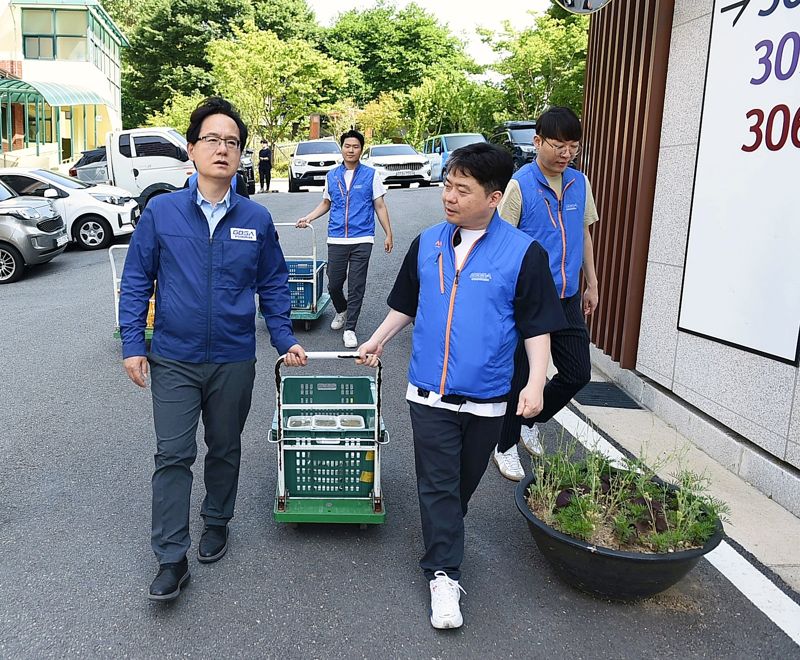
[73,215,112,250]
[0,243,25,284]
[288,176,300,193]
[247,180,256,195]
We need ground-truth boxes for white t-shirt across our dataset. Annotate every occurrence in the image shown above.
[406,227,507,418]
[323,169,386,245]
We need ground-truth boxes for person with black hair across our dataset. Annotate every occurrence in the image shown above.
[120,96,307,602]
[356,143,564,629]
[296,129,393,348]
[492,105,600,481]
[258,139,272,193]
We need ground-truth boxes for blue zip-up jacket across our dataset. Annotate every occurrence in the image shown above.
[514,161,586,298]
[326,163,376,239]
[119,179,297,362]
[408,214,533,400]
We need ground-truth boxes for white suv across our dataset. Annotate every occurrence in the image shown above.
[288,140,343,192]
[360,144,431,188]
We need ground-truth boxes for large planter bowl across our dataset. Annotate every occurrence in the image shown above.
[515,472,724,601]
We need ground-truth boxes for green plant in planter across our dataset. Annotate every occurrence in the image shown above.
[527,442,729,554]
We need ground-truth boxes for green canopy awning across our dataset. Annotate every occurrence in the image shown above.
[0,79,110,107]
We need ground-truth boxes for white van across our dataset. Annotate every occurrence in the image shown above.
[71,128,196,208]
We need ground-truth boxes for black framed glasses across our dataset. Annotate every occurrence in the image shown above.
[197,135,241,150]
[542,138,582,157]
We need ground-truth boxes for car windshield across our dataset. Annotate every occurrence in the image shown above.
[371,145,417,157]
[445,134,486,150]
[169,129,188,148]
[34,169,91,189]
[509,128,537,143]
[296,142,341,156]
[0,179,17,202]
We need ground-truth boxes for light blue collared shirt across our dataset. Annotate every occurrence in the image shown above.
[196,187,231,238]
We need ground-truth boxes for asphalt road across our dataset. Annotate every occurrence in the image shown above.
[1,185,796,658]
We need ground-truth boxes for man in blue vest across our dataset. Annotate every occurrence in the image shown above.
[357,143,565,629]
[120,97,307,602]
[296,130,394,348]
[492,106,600,481]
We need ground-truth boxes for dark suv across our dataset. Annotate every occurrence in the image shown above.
[489,121,537,170]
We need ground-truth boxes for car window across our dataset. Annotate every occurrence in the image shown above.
[34,169,90,189]
[74,148,106,168]
[1,174,49,196]
[133,135,184,160]
[118,134,132,158]
[508,128,536,144]
[362,148,370,159]
[0,178,18,201]
[295,141,342,156]
[443,134,486,150]
[433,137,442,153]
[371,145,417,157]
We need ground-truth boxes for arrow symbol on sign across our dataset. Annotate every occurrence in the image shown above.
[720,0,751,27]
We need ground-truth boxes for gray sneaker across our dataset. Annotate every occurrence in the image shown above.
[331,311,347,330]
[520,424,543,456]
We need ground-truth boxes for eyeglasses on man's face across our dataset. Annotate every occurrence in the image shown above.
[197,134,241,151]
[542,138,582,157]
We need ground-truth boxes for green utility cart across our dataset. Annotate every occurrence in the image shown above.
[270,351,388,525]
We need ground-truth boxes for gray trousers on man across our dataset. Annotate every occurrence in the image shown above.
[326,242,373,332]
[149,353,255,564]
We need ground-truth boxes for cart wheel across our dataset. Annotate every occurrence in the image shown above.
[359,523,368,530]
[305,321,311,331]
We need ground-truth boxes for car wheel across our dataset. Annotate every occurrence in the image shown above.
[288,176,300,193]
[73,215,112,250]
[247,180,256,195]
[0,244,24,284]
[440,168,447,184]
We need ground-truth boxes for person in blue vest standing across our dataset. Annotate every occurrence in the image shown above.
[120,97,307,602]
[296,130,393,348]
[492,106,600,481]
[356,143,565,629]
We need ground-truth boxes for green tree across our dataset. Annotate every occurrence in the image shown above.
[485,12,589,119]
[360,91,408,143]
[208,23,348,149]
[405,67,501,146]
[323,2,473,103]
[145,92,206,133]
[253,0,319,42]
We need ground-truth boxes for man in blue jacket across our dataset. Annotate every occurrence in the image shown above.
[296,130,393,349]
[357,143,565,629]
[120,97,307,602]
[493,106,600,481]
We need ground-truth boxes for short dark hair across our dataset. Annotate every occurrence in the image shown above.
[535,106,582,142]
[446,142,513,196]
[340,129,365,148]
[261,138,267,144]
[186,96,248,148]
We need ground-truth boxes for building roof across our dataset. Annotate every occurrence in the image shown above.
[0,78,111,106]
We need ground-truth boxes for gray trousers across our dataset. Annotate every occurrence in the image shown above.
[409,402,503,581]
[326,242,373,332]
[149,353,255,564]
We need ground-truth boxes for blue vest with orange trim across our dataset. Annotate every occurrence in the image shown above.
[514,161,586,298]
[327,164,376,239]
[408,214,533,400]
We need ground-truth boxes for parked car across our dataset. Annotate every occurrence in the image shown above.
[360,144,431,188]
[0,168,139,251]
[67,127,195,208]
[490,121,537,170]
[239,149,256,195]
[288,139,343,192]
[422,133,487,183]
[0,178,68,284]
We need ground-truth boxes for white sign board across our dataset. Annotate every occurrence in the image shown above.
[679,0,800,365]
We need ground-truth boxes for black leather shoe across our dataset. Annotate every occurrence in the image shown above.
[198,524,229,563]
[148,558,190,601]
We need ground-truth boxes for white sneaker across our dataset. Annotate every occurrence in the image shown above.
[493,445,525,481]
[331,311,347,330]
[343,330,358,348]
[429,570,465,629]
[520,424,543,456]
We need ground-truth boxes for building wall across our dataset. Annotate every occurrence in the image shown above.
[638,0,800,471]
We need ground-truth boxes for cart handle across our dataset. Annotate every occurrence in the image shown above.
[273,222,319,261]
[274,351,383,446]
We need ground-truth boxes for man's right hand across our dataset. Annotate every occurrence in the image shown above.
[124,356,149,388]
[296,217,310,228]
[356,338,383,367]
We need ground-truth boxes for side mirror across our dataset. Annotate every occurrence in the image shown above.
[177,148,190,162]
[289,152,295,157]
[43,188,59,199]
[554,0,613,14]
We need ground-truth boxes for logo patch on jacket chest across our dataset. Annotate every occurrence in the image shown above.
[230,228,257,241]
[565,203,578,212]
[470,272,492,282]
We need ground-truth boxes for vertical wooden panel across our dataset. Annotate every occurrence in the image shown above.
[581,0,675,368]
